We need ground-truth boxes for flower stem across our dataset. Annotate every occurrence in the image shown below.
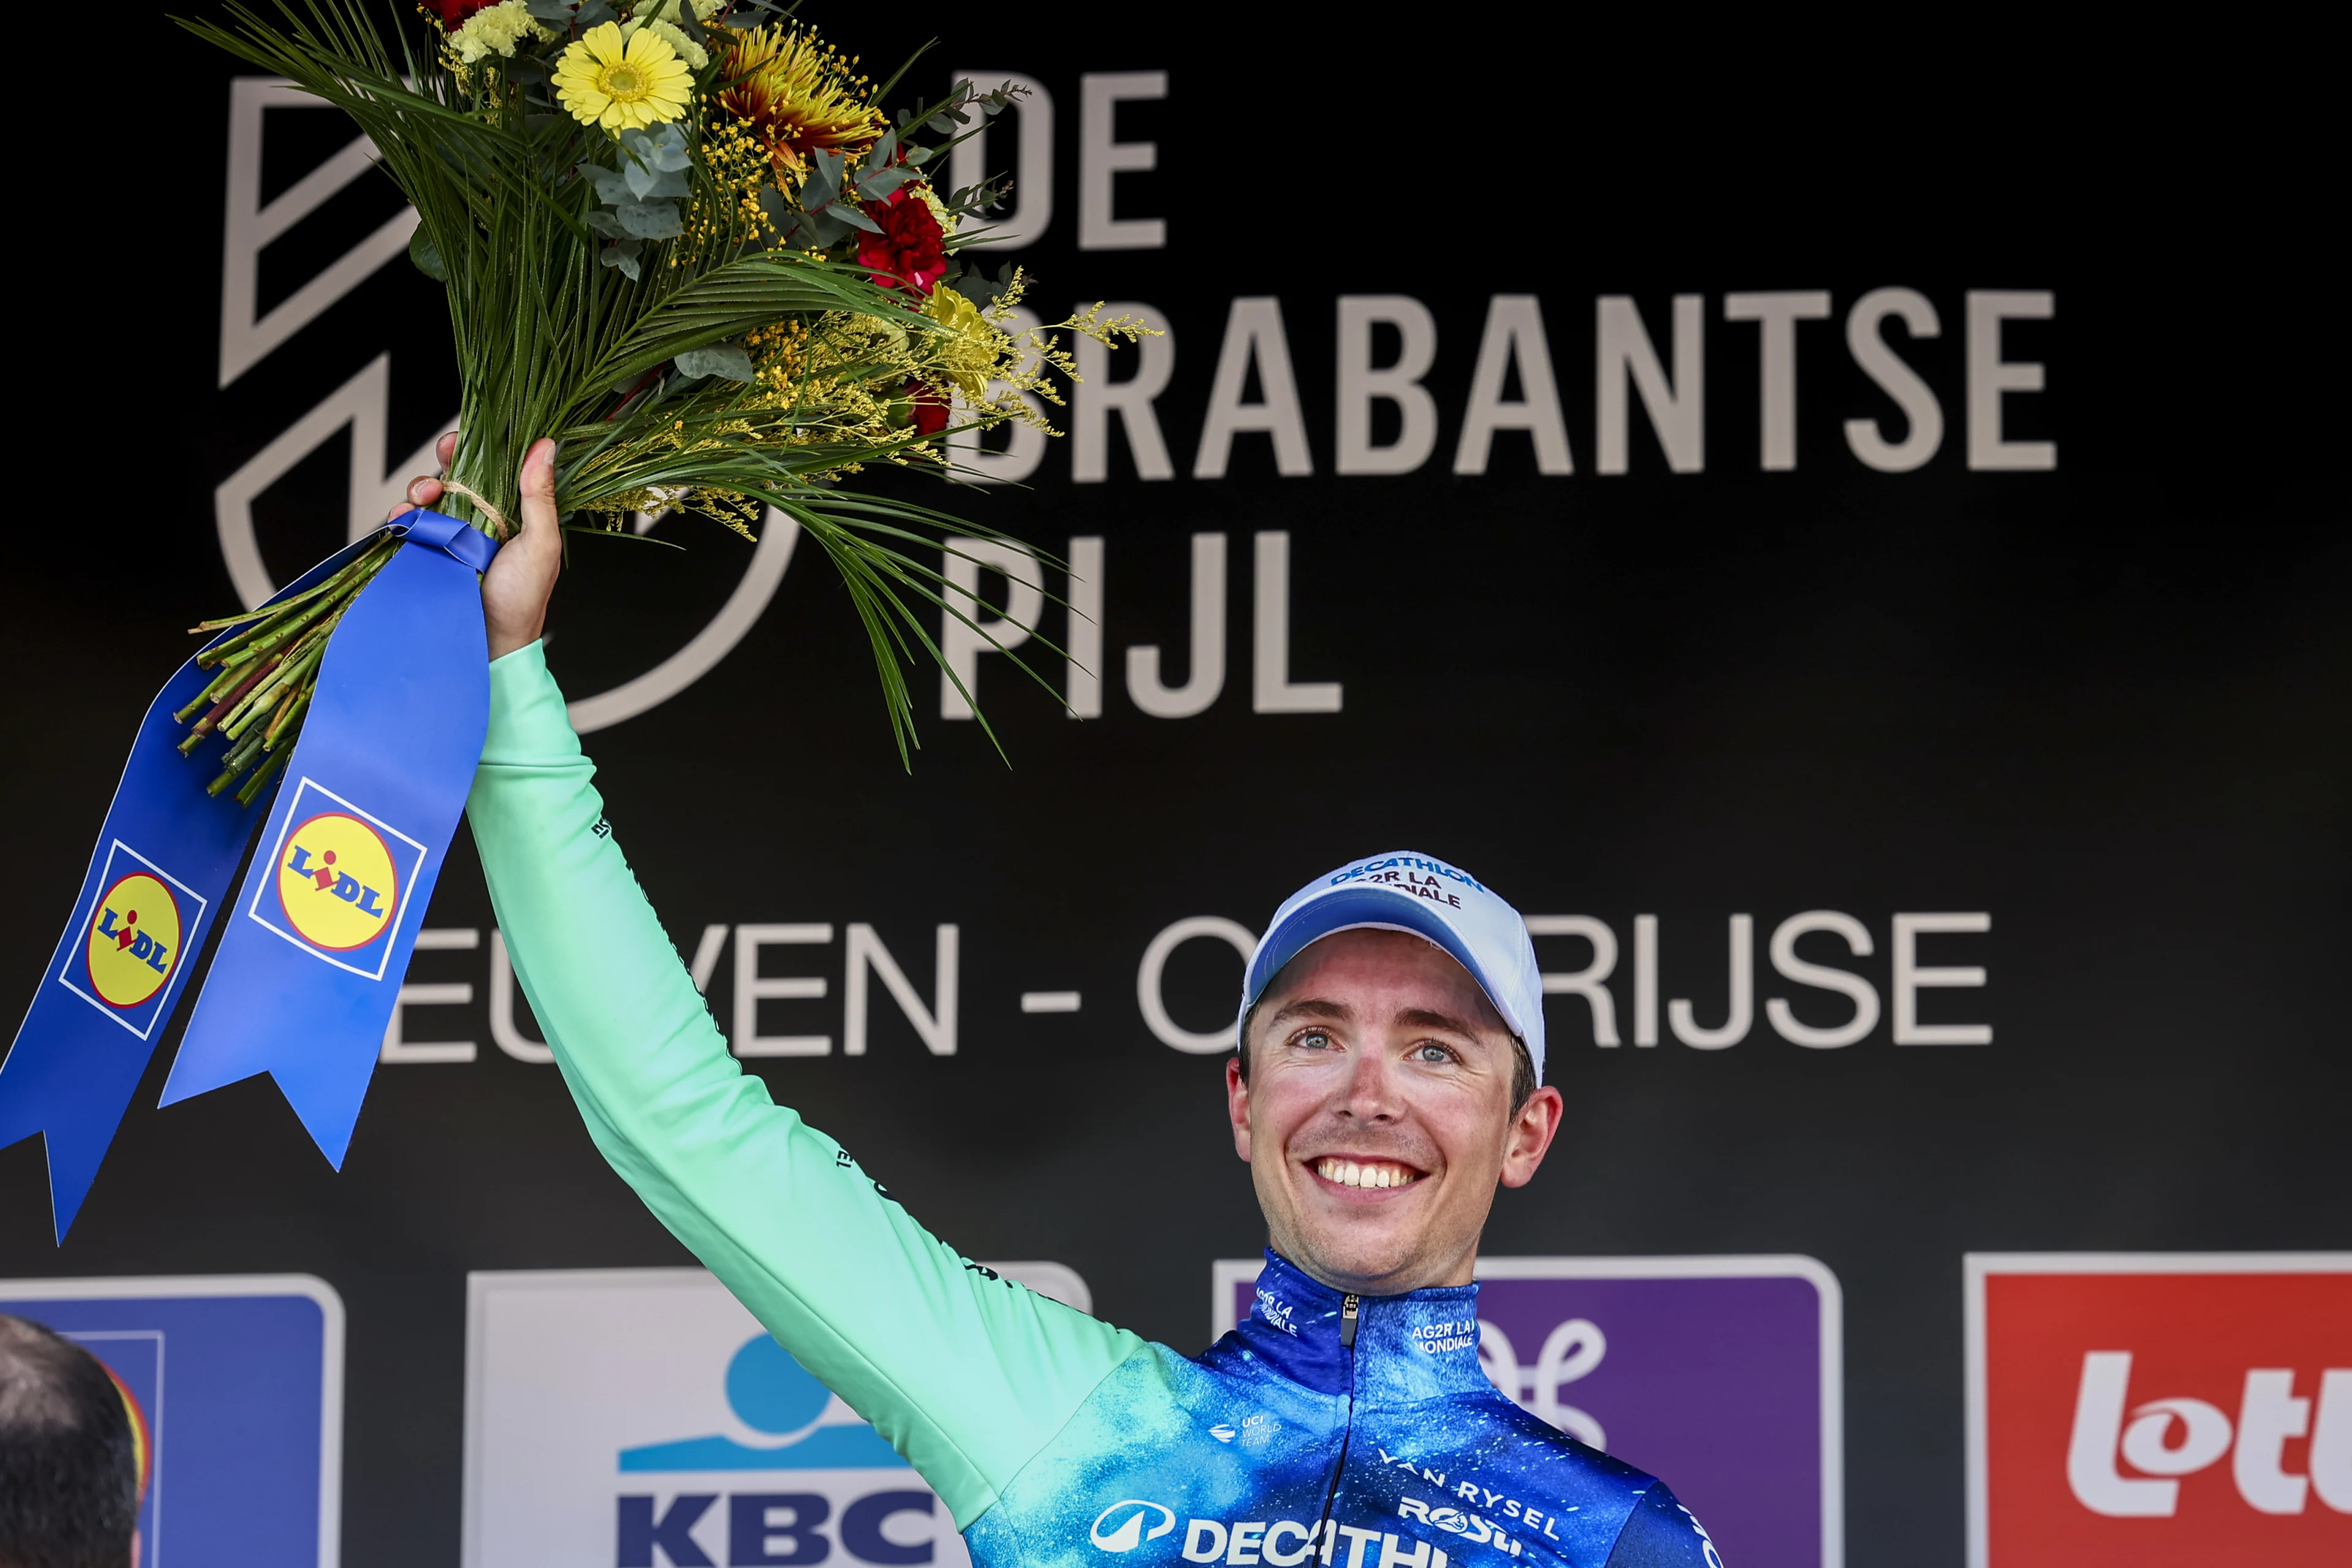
[181,652,284,752]
[234,744,292,807]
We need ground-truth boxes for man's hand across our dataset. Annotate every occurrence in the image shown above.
[389,432,560,660]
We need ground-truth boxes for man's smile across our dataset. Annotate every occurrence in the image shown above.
[1309,1155,1427,1191]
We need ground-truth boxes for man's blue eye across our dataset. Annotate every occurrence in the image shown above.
[1298,1030,1333,1050]
[1415,1044,1450,1063]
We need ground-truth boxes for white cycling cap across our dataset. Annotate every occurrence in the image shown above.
[1237,850,1545,1084]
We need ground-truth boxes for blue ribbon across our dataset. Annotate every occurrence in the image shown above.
[159,510,496,1169]
[0,510,496,1237]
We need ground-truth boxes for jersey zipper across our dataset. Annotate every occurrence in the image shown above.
[1311,1294,1361,1564]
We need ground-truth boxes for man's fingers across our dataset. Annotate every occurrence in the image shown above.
[516,438,559,546]
[437,431,458,472]
[480,438,562,661]
[385,475,445,522]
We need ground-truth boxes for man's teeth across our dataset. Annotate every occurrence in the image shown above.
[1315,1158,1420,1189]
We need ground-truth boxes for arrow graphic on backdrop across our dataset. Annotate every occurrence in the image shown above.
[0,511,494,1238]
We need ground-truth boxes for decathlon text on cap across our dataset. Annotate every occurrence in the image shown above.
[1238,851,1546,1084]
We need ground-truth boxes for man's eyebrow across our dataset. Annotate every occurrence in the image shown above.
[1265,997,1354,1028]
[1396,1006,1489,1039]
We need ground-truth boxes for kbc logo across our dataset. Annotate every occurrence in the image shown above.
[1968,1253,2351,1567]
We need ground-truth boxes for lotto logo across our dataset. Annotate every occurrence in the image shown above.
[1966,1254,2351,1567]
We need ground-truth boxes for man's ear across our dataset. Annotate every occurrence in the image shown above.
[1498,1085,1564,1188]
[1226,1055,1253,1163]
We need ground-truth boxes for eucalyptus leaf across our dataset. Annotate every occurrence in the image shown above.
[858,167,919,200]
[584,208,628,238]
[408,224,448,282]
[625,163,690,201]
[582,164,633,205]
[829,200,883,235]
[621,123,692,174]
[575,0,616,25]
[803,151,842,206]
[524,0,571,18]
[675,342,758,382]
[616,200,683,239]
[600,241,643,279]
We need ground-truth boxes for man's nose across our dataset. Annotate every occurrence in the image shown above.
[1334,1047,1403,1121]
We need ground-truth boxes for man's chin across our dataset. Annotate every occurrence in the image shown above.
[1284,1224,1425,1295]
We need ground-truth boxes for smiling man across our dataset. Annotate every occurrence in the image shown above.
[438,446,1722,1567]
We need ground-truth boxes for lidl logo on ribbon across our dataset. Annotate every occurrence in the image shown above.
[275,812,399,950]
[56,843,206,1040]
[247,778,424,979]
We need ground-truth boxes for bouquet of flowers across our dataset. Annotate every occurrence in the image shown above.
[178,0,1140,788]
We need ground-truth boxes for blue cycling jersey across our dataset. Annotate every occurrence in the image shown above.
[967,1250,1723,1568]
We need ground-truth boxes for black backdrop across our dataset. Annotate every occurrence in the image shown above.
[3,12,2343,1566]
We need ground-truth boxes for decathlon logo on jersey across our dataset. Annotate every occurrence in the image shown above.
[246,777,426,979]
[55,842,206,1039]
[1966,1253,2351,1567]
[1091,1501,1178,1551]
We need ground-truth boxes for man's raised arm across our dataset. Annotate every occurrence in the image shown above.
[441,443,1144,1529]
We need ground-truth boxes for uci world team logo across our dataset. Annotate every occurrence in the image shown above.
[56,842,207,1039]
[247,778,426,980]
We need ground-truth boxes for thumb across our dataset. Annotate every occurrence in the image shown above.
[516,437,559,545]
[481,438,562,662]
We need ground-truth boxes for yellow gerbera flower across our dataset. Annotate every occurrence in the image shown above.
[554,21,693,133]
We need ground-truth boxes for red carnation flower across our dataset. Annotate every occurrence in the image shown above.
[426,0,497,23]
[908,384,951,437]
[858,187,947,296]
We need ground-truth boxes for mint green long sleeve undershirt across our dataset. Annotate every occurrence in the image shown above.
[464,643,1147,1528]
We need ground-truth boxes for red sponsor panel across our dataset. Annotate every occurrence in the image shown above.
[1967,1255,2352,1568]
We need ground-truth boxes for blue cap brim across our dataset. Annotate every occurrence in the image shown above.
[1242,885,1517,1038]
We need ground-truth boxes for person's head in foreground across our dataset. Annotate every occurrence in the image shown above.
[1229,851,1565,1297]
[0,1314,144,1568]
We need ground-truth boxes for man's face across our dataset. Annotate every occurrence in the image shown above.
[1226,929,1565,1297]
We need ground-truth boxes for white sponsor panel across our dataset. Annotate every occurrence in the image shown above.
[462,1264,1088,1568]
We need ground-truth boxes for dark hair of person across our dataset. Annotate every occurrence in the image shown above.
[1236,998,1539,1114]
[0,1313,140,1568]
